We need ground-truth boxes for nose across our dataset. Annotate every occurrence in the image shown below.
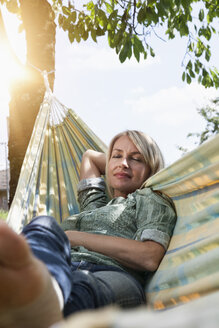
[121,157,129,168]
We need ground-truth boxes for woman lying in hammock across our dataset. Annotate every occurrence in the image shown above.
[0,130,176,328]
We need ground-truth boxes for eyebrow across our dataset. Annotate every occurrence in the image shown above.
[112,149,142,155]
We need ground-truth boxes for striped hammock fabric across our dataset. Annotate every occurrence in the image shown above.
[145,133,219,309]
[7,77,107,233]
[7,73,219,310]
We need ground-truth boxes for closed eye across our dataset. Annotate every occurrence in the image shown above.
[130,157,142,162]
[112,154,122,158]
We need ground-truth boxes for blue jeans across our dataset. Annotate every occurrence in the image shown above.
[22,216,146,317]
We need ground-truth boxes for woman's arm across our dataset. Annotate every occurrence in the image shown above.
[80,150,106,180]
[65,231,165,272]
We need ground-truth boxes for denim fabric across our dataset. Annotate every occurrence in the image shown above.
[22,216,145,317]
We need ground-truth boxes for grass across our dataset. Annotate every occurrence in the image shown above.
[0,209,8,221]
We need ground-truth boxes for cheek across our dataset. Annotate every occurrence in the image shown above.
[106,163,113,184]
[107,159,117,175]
[142,167,150,181]
[136,166,149,181]
[107,162,112,175]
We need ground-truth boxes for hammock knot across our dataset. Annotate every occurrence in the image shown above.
[27,62,55,94]
[42,70,52,94]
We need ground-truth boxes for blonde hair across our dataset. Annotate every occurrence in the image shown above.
[106,130,164,197]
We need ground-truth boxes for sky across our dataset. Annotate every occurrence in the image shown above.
[0,6,219,171]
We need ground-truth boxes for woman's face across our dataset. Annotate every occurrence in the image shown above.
[107,135,150,198]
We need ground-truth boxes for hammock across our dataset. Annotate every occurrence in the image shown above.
[6,72,219,309]
[145,133,219,309]
[7,72,107,232]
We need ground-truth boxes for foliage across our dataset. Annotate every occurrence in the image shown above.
[187,97,219,145]
[1,0,219,88]
[0,209,8,220]
[54,0,219,88]
[178,97,219,154]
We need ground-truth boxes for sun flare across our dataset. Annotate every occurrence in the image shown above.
[0,47,26,87]
[0,9,26,118]
[1,8,26,63]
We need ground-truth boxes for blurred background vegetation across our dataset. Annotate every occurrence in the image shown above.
[0,210,8,220]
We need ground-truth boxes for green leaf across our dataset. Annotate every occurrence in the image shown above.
[91,29,97,42]
[96,26,105,36]
[107,12,118,31]
[147,0,157,7]
[186,74,191,84]
[109,9,118,21]
[145,7,158,25]
[86,1,94,11]
[162,0,172,9]
[211,26,216,34]
[98,9,108,28]
[198,75,202,84]
[108,30,114,48]
[136,1,142,9]
[205,48,211,62]
[210,69,219,88]
[75,29,81,43]
[127,43,132,59]
[207,12,213,24]
[105,2,113,13]
[194,61,200,74]
[71,11,77,23]
[202,68,208,78]
[82,30,89,41]
[150,47,155,57]
[58,14,64,26]
[68,31,75,43]
[156,1,167,17]
[195,40,204,57]
[199,9,204,22]
[179,22,189,36]
[116,44,122,55]
[62,6,71,16]
[188,42,194,52]
[199,26,212,41]
[206,26,212,41]
[166,27,175,39]
[189,69,195,78]
[186,60,192,70]
[119,42,131,63]
[133,45,140,62]
[114,31,123,47]
[182,71,186,81]
[137,6,146,23]
[133,35,144,53]
[62,18,70,31]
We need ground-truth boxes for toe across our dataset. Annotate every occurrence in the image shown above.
[0,221,32,268]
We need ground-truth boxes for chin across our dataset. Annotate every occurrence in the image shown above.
[114,187,135,197]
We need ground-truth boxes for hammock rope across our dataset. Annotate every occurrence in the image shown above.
[7,70,107,232]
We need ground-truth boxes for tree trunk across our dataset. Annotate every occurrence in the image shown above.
[8,0,56,205]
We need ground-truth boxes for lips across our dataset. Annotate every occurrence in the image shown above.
[114,172,131,179]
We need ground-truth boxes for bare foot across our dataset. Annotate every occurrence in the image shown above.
[0,221,63,328]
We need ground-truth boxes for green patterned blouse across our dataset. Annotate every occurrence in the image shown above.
[61,178,176,285]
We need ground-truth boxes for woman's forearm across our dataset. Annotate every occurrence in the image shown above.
[65,231,165,272]
[80,150,106,180]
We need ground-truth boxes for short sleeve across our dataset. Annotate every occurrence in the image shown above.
[77,177,108,212]
[135,188,176,250]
